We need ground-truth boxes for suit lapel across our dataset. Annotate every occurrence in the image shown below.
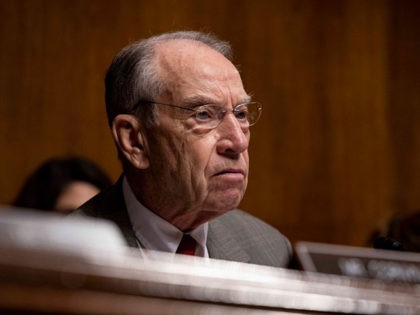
[207,215,250,263]
[108,179,139,248]
[85,176,139,248]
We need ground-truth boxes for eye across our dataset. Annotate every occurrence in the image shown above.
[194,106,217,122]
[233,105,249,121]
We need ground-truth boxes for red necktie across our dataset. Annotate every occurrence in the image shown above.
[176,234,196,256]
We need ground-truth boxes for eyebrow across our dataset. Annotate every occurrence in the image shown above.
[182,96,217,108]
[238,95,252,104]
[182,95,252,108]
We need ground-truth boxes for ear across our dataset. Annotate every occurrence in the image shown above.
[112,114,150,169]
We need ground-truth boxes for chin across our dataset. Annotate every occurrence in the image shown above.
[211,190,244,212]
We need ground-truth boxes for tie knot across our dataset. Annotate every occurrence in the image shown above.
[176,234,196,256]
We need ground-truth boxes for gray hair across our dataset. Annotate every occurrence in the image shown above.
[104,31,233,127]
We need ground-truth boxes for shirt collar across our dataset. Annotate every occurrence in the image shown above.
[122,176,208,257]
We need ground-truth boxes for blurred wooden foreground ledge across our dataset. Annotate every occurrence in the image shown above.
[0,207,419,315]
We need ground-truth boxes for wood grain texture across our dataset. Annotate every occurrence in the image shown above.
[1,0,419,247]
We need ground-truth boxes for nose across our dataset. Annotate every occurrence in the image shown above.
[216,113,249,158]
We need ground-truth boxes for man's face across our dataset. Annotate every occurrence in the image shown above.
[141,40,251,230]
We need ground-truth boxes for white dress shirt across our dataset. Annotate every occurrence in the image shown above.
[122,177,209,257]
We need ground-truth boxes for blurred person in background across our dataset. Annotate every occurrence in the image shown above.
[13,156,112,213]
[371,211,420,253]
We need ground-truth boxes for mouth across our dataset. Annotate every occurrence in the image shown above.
[213,168,246,177]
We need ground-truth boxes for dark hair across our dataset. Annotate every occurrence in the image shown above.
[104,30,233,127]
[13,157,112,211]
[386,211,420,252]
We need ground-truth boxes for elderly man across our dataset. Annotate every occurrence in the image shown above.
[78,31,291,267]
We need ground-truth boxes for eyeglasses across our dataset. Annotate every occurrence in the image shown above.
[135,100,262,130]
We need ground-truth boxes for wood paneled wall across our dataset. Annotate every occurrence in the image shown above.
[1,0,419,247]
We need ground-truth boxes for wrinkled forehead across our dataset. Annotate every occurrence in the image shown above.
[154,39,232,71]
[153,39,246,103]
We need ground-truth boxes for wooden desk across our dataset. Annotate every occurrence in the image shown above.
[0,209,418,314]
[1,247,419,314]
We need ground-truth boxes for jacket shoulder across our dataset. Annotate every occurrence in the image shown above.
[211,209,292,267]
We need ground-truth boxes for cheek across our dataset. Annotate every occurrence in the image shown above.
[151,132,209,186]
[148,126,185,169]
[189,136,217,177]
[172,135,217,200]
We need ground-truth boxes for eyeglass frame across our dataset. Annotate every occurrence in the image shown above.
[132,99,263,129]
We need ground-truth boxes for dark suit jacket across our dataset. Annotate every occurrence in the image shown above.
[76,177,292,268]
